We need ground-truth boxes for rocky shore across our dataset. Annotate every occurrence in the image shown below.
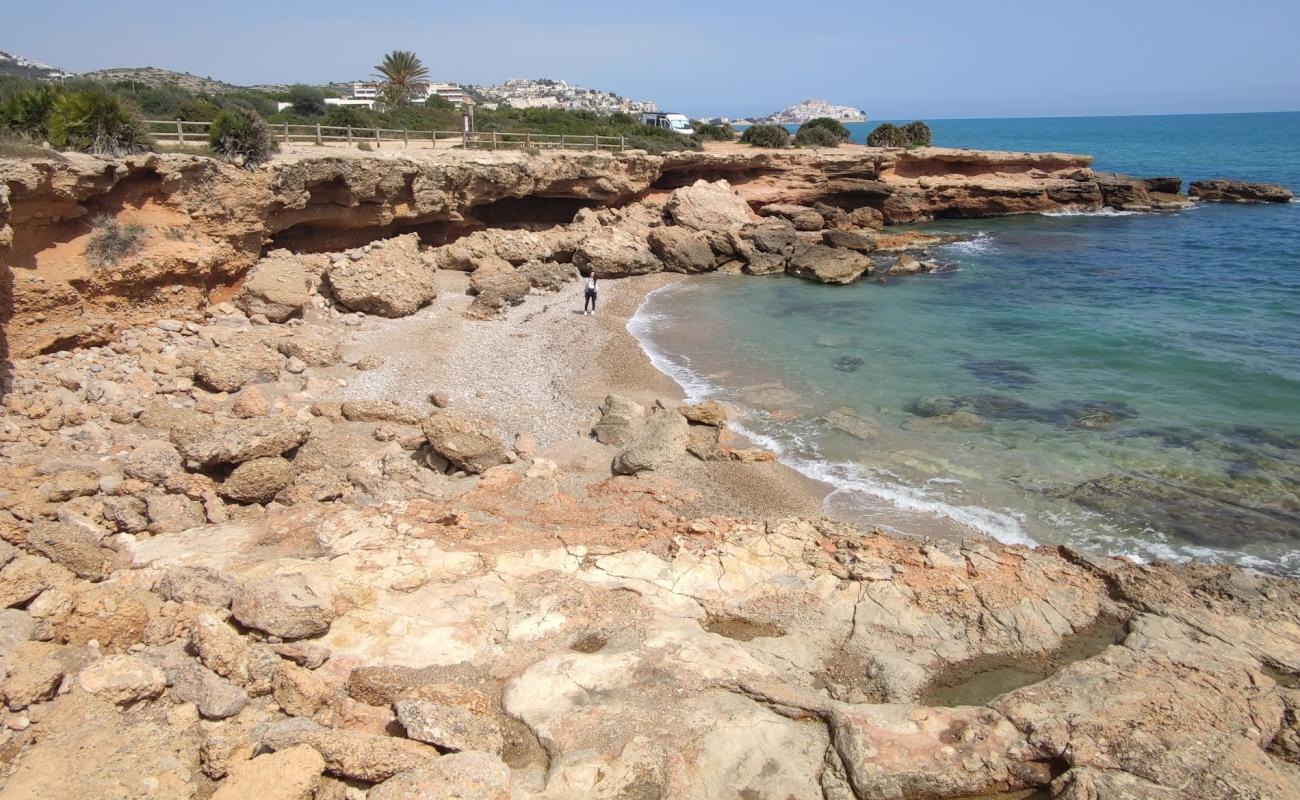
[1,144,1298,799]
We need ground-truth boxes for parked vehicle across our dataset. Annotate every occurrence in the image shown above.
[639,112,695,135]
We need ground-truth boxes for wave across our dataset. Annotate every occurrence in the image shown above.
[1039,207,1142,217]
[936,231,997,255]
[625,284,717,403]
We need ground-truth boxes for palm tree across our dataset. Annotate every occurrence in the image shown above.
[374,50,430,106]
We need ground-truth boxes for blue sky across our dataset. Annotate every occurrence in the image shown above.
[9,0,1299,119]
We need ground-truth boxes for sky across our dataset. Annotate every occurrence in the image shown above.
[8,0,1300,120]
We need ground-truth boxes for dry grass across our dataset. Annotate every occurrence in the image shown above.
[84,215,147,267]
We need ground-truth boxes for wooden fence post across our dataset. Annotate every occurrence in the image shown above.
[525,132,531,149]
[560,134,566,150]
[283,122,289,143]
[315,124,322,145]
[375,127,381,148]
[176,119,184,144]
[347,126,353,144]
[620,136,626,153]
[403,129,408,147]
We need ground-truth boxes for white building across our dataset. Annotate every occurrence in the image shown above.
[324,97,377,110]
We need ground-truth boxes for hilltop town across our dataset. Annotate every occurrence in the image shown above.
[468,78,658,114]
[756,98,867,124]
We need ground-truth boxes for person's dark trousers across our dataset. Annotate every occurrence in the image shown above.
[584,289,597,312]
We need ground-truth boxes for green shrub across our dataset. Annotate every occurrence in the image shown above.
[794,125,843,147]
[176,98,222,122]
[798,117,850,142]
[693,121,735,141]
[47,91,152,157]
[323,105,375,129]
[900,120,933,147]
[0,85,64,140]
[868,121,933,148]
[287,84,327,117]
[740,124,790,148]
[209,107,275,167]
[84,214,147,266]
[357,141,372,152]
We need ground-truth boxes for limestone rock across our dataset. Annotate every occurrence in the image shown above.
[277,328,343,367]
[0,555,73,609]
[232,573,336,640]
[1189,179,1294,203]
[822,229,878,252]
[1,641,64,710]
[0,609,35,667]
[236,250,315,322]
[259,718,440,783]
[327,234,438,317]
[787,245,873,284]
[230,387,270,418]
[665,179,755,231]
[889,254,932,276]
[648,226,717,273]
[369,752,511,800]
[195,337,286,393]
[468,257,531,315]
[212,745,325,800]
[421,413,510,475]
[340,399,425,425]
[102,495,149,533]
[394,698,504,754]
[171,416,310,467]
[273,662,333,717]
[157,565,239,608]
[760,203,824,231]
[220,456,295,504]
[680,401,728,427]
[612,409,690,474]
[123,440,184,484]
[26,521,119,580]
[572,226,662,278]
[591,394,645,447]
[77,655,166,705]
[146,493,206,534]
[519,260,579,291]
[844,206,885,230]
[170,662,249,719]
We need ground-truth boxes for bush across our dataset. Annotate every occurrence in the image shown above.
[740,124,790,148]
[209,107,275,167]
[798,117,850,142]
[0,85,64,140]
[794,125,843,148]
[47,91,152,157]
[900,120,933,147]
[287,84,326,117]
[867,121,933,148]
[693,121,735,141]
[323,105,375,129]
[176,98,222,122]
[84,214,147,266]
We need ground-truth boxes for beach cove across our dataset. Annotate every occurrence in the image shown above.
[3,136,1300,798]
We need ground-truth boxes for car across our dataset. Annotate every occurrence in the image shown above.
[639,112,695,135]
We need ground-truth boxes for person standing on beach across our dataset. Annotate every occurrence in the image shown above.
[583,272,598,315]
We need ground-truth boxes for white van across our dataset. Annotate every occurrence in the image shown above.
[639,112,695,135]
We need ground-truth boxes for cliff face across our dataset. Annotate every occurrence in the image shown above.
[0,150,661,357]
[1,145,1165,358]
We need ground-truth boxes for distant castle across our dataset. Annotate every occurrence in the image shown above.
[756,99,867,124]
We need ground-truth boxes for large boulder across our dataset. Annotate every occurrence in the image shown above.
[591,394,646,447]
[759,203,824,231]
[519,260,579,291]
[26,521,120,580]
[572,226,662,278]
[468,256,532,315]
[822,229,879,253]
[171,416,310,467]
[1094,172,1153,211]
[232,573,336,640]
[612,409,690,474]
[235,250,317,322]
[169,662,248,719]
[648,227,717,273]
[77,655,166,706]
[1189,179,1294,203]
[220,456,295,504]
[787,245,874,284]
[327,234,438,317]
[732,219,799,275]
[259,718,440,783]
[665,179,755,231]
[195,337,286,393]
[123,441,184,484]
[422,413,511,474]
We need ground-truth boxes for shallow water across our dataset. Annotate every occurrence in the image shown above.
[633,113,1300,573]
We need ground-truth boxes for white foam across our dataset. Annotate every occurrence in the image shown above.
[1039,207,1141,217]
[937,231,997,255]
[625,285,717,403]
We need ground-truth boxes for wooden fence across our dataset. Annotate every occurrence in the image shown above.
[145,120,628,152]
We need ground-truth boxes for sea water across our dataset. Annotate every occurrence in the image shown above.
[633,112,1300,573]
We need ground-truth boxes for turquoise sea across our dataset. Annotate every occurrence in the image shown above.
[635,112,1300,573]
